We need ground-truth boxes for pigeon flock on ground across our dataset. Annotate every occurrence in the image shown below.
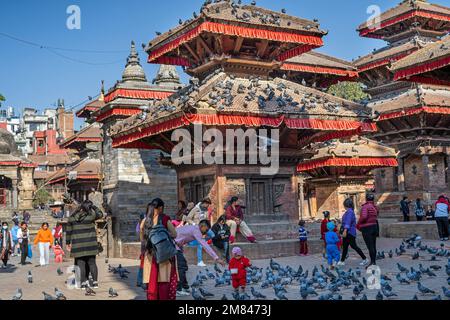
[188,235,450,301]
[9,263,129,300]
[8,234,450,300]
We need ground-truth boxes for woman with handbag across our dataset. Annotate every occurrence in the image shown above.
[357,193,379,268]
[337,198,368,267]
[17,222,30,265]
[0,222,13,268]
[141,198,178,301]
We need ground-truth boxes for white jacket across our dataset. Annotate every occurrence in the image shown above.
[16,229,30,243]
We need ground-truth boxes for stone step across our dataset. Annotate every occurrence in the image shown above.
[120,237,366,262]
[245,214,291,223]
[380,221,441,240]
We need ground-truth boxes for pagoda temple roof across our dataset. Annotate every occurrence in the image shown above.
[28,153,72,167]
[391,35,450,84]
[110,71,375,150]
[76,98,105,119]
[368,84,450,117]
[93,43,182,123]
[146,1,326,66]
[282,51,358,77]
[47,158,101,185]
[297,138,398,172]
[0,154,36,168]
[354,38,428,72]
[357,0,450,39]
[60,123,102,149]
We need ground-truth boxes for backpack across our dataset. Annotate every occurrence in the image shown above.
[146,215,177,264]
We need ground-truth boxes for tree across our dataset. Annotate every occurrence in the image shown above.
[0,94,4,107]
[327,82,369,103]
[33,187,54,207]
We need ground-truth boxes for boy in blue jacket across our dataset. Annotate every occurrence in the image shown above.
[325,221,340,269]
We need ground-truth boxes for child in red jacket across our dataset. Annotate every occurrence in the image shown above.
[229,247,251,295]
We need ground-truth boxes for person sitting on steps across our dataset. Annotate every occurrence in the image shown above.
[225,196,256,244]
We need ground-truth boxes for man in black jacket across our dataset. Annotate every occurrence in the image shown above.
[400,196,411,222]
[211,215,231,262]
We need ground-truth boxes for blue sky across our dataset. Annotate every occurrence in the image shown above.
[1,0,449,130]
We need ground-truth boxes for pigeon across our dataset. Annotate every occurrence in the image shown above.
[269,258,280,271]
[418,282,435,295]
[12,289,22,300]
[232,291,240,300]
[353,285,363,296]
[215,277,226,287]
[388,250,393,258]
[251,287,266,299]
[397,263,408,273]
[42,292,56,301]
[430,265,442,271]
[109,288,119,298]
[192,288,206,300]
[54,288,66,300]
[412,251,420,260]
[221,294,228,300]
[376,291,384,300]
[199,288,214,298]
[441,287,450,298]
[360,294,368,300]
[27,271,33,283]
[275,290,288,300]
[381,287,398,298]
[85,286,96,296]
[432,295,442,300]
[214,263,223,274]
[396,273,410,285]
[318,293,333,300]
[57,268,64,276]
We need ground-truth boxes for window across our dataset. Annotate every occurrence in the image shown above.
[38,140,44,147]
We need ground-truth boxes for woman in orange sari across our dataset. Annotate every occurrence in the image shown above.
[140,198,178,300]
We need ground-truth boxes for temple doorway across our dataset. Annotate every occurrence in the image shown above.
[0,175,12,207]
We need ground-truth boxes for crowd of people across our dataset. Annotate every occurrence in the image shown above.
[400,194,450,241]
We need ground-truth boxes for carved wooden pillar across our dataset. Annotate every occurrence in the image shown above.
[12,179,18,209]
[299,178,305,220]
[446,154,450,189]
[397,158,405,192]
[422,155,430,191]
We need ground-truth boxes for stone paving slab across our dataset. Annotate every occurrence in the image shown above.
[0,238,449,300]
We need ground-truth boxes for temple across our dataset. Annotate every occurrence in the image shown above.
[103,0,400,258]
[354,0,450,219]
[0,129,35,209]
[94,42,183,247]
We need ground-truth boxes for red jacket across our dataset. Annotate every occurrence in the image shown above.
[226,205,244,221]
[229,256,251,279]
[357,201,378,229]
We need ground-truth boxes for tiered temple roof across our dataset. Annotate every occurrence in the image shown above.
[93,42,182,123]
[297,138,398,176]
[279,51,358,87]
[60,123,102,150]
[110,1,378,155]
[391,35,450,85]
[110,70,375,153]
[46,158,101,186]
[357,0,450,42]
[145,1,326,77]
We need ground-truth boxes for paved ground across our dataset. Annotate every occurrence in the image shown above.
[0,237,448,300]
